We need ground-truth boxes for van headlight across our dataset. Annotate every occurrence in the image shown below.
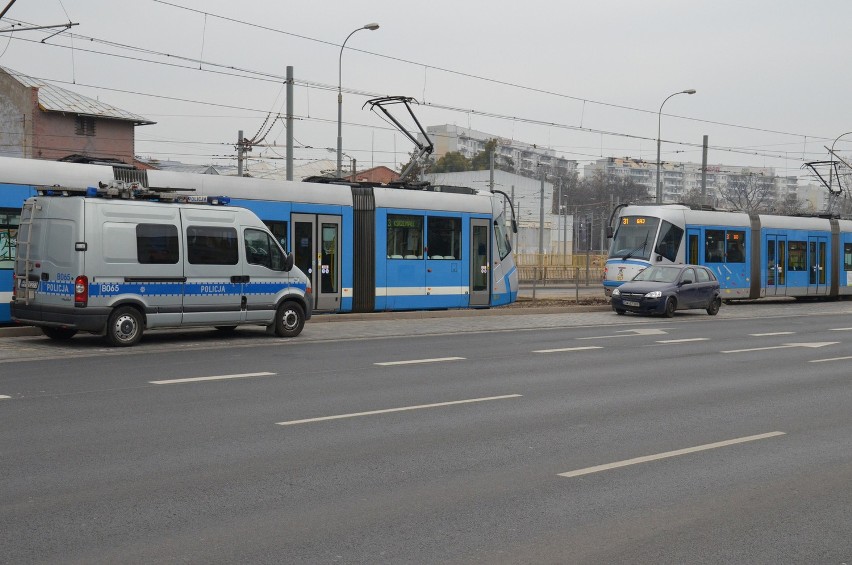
[611,288,620,297]
[644,290,662,299]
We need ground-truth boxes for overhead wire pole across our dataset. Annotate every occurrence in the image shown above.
[285,66,294,180]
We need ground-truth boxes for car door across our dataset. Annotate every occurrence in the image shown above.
[677,267,698,307]
[694,267,714,307]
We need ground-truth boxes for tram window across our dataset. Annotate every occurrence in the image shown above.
[654,221,683,262]
[387,214,423,259]
[136,223,179,264]
[427,217,460,260]
[0,207,19,268]
[705,229,725,263]
[788,241,806,271]
[844,243,852,271]
[726,230,745,263]
[187,226,239,265]
[494,213,512,260]
[264,220,288,251]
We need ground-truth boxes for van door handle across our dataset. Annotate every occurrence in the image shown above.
[230,275,249,283]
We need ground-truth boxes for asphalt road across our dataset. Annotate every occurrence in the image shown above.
[2,301,852,563]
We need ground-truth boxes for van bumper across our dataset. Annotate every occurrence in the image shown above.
[10,302,109,332]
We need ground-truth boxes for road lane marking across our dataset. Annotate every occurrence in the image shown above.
[579,328,668,340]
[749,332,794,336]
[0,395,10,399]
[150,372,276,385]
[276,394,522,426]
[375,356,465,366]
[829,327,852,331]
[558,431,786,478]
[656,338,709,344]
[810,356,852,363]
[721,342,837,354]
[533,346,602,354]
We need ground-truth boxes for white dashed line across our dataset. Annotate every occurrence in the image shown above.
[375,357,465,366]
[150,372,276,385]
[276,394,522,426]
[558,431,786,478]
[532,346,602,354]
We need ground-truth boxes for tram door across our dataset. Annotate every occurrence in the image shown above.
[765,234,787,296]
[469,219,490,306]
[686,229,700,264]
[808,236,828,295]
[292,213,342,311]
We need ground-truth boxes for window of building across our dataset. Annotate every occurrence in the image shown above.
[75,116,96,136]
[136,223,179,264]
[387,214,422,259]
[427,216,461,259]
[187,226,238,265]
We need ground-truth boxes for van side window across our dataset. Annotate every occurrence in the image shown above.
[137,223,179,264]
[245,228,284,270]
[187,226,238,265]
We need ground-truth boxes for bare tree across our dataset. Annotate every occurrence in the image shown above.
[718,173,776,213]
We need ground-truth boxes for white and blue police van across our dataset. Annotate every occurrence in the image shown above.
[11,183,312,346]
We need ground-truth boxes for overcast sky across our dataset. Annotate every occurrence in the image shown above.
[1,0,849,184]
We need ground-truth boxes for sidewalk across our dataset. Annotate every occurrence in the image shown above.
[0,284,609,338]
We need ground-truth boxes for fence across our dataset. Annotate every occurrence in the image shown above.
[514,253,606,284]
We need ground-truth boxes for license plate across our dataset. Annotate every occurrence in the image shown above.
[18,279,38,289]
[623,300,640,307]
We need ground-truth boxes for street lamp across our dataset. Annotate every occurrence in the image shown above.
[829,131,852,192]
[337,22,379,178]
[656,89,696,204]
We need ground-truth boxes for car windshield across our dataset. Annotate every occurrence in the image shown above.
[632,266,681,283]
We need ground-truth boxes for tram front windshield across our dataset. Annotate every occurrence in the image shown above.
[609,216,660,260]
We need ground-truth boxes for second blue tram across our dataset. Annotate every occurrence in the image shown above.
[0,156,518,322]
[604,204,852,300]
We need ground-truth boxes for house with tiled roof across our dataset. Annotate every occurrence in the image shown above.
[0,66,154,165]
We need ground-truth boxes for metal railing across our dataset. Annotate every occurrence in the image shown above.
[514,253,606,285]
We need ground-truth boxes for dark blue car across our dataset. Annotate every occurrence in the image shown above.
[611,264,721,317]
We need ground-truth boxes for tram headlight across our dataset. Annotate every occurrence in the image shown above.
[644,290,662,299]
[611,288,620,297]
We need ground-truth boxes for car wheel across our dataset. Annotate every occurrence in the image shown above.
[105,306,144,347]
[663,297,676,318]
[42,326,78,341]
[614,308,626,315]
[707,297,721,316]
[273,301,305,338]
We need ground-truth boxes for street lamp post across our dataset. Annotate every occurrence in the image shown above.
[829,131,852,192]
[337,23,379,178]
[656,89,696,204]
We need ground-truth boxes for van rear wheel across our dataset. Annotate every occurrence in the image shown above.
[42,326,78,341]
[273,301,305,338]
[106,306,144,347]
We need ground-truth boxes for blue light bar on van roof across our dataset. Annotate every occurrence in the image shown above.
[207,196,230,205]
[86,187,98,197]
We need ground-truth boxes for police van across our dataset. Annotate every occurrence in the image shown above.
[11,183,312,346]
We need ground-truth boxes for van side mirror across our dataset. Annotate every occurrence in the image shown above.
[283,252,294,272]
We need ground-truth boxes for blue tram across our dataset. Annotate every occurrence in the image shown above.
[604,204,852,300]
[0,156,518,323]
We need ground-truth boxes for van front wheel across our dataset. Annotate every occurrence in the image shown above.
[273,301,305,338]
[106,306,144,347]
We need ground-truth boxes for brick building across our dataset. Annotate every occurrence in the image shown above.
[0,66,154,165]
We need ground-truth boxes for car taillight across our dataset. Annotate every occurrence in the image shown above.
[74,275,88,307]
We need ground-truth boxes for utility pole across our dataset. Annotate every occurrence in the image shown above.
[701,134,709,206]
[236,130,246,176]
[286,66,294,181]
[533,169,545,300]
